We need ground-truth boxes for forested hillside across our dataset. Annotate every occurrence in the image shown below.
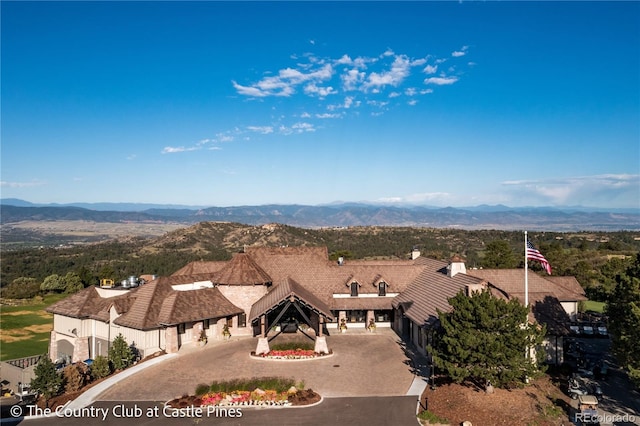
[2,222,639,302]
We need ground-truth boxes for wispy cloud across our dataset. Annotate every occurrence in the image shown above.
[161,146,200,154]
[377,192,452,204]
[247,126,274,134]
[1,180,46,188]
[424,76,459,85]
[502,174,640,207]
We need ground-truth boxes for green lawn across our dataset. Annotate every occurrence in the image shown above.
[1,293,66,361]
[583,300,605,314]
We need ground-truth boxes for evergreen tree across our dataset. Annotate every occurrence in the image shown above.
[108,334,134,371]
[482,240,517,269]
[91,355,111,379]
[30,356,62,406]
[606,253,640,387]
[429,289,545,388]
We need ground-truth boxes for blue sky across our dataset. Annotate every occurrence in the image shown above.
[2,1,639,209]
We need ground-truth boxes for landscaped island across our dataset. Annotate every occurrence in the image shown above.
[167,377,321,409]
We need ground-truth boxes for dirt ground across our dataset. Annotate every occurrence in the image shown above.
[421,376,571,426]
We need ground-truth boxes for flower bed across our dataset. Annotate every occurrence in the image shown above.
[251,349,333,360]
[201,389,291,407]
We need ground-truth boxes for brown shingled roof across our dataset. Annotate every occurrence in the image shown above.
[467,269,586,303]
[114,277,174,330]
[157,287,243,325]
[46,286,132,322]
[211,252,272,285]
[392,265,484,327]
[249,278,333,323]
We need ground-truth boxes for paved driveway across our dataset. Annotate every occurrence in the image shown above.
[98,330,418,402]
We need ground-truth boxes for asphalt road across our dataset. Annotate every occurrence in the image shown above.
[1,397,420,426]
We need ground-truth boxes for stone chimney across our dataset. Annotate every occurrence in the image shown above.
[447,254,467,277]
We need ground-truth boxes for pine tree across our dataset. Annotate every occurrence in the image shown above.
[30,356,62,406]
[429,289,545,388]
[606,253,640,387]
[108,334,134,371]
[91,355,111,379]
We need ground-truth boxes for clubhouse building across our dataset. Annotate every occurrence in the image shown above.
[46,245,585,365]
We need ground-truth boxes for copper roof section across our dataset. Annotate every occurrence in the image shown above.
[211,252,272,285]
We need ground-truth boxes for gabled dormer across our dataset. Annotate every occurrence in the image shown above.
[373,274,389,296]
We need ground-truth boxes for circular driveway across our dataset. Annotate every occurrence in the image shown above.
[98,330,418,402]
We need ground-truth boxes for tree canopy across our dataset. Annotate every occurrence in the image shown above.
[606,253,640,387]
[481,240,518,269]
[429,289,545,388]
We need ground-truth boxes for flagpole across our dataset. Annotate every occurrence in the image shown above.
[524,231,529,308]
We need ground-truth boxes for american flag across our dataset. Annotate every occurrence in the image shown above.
[527,240,552,275]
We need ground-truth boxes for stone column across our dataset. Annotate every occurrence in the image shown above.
[318,316,324,337]
[314,336,329,354]
[72,337,90,363]
[260,315,266,337]
[193,321,204,343]
[255,337,270,355]
[165,326,179,354]
[48,332,58,362]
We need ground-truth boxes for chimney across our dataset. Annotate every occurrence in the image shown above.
[447,254,467,277]
[411,248,421,260]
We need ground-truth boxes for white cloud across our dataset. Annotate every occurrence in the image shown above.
[424,76,459,85]
[291,122,316,132]
[161,146,200,154]
[407,99,418,106]
[404,87,417,96]
[126,154,136,161]
[377,192,452,204]
[304,83,337,97]
[502,174,640,207]
[389,91,401,98]
[423,64,438,74]
[0,180,46,188]
[315,113,341,119]
[247,126,274,134]
[363,55,411,90]
[452,45,469,57]
[341,68,366,91]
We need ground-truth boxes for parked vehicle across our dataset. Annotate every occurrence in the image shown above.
[596,325,608,338]
[568,378,589,399]
[582,325,595,337]
[577,394,600,425]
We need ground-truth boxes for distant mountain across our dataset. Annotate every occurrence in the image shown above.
[1,199,638,231]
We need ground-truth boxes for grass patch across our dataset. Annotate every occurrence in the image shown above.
[196,377,302,396]
[584,300,605,313]
[270,341,315,351]
[417,410,449,425]
[0,293,66,361]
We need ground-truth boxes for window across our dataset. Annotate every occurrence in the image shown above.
[350,282,358,297]
[378,281,387,296]
[347,310,366,323]
[374,310,392,322]
[237,313,247,328]
[177,323,185,335]
[226,316,233,328]
[203,319,210,330]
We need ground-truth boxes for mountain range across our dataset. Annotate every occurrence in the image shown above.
[1,199,638,231]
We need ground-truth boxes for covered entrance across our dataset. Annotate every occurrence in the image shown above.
[249,278,334,354]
